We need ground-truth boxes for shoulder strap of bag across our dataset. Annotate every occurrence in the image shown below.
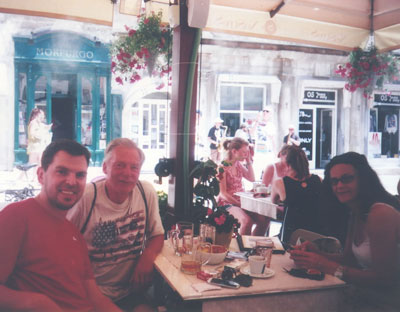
[80,182,97,234]
[136,180,149,252]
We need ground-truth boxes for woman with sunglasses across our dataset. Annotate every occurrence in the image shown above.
[290,152,400,310]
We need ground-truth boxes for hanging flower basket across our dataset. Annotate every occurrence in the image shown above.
[111,11,172,86]
[335,46,399,98]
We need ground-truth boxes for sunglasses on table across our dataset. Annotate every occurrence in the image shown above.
[330,174,355,186]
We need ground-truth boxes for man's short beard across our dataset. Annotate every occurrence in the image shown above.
[49,198,75,211]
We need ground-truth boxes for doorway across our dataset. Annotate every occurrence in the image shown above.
[316,108,333,169]
[50,74,77,141]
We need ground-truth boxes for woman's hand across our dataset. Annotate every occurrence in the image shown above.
[289,249,337,274]
[292,240,319,252]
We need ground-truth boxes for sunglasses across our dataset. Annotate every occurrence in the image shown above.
[330,174,355,186]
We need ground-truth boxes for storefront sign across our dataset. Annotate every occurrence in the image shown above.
[368,132,382,158]
[36,48,94,60]
[374,94,400,106]
[303,90,335,105]
[298,109,313,160]
[14,33,110,64]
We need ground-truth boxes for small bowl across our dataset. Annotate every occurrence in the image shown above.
[197,244,227,265]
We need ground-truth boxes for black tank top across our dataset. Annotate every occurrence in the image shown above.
[281,174,322,243]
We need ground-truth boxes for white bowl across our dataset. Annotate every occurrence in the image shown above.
[197,244,227,265]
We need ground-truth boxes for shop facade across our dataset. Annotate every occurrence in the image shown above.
[197,38,400,170]
[13,31,115,166]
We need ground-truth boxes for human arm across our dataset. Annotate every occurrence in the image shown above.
[290,204,400,287]
[288,134,300,146]
[241,155,255,182]
[84,279,121,312]
[271,178,285,204]
[130,234,164,289]
[0,207,61,312]
[261,164,274,187]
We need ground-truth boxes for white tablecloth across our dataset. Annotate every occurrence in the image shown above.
[235,191,278,219]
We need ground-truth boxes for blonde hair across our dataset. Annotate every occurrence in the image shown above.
[222,137,249,159]
[104,138,145,165]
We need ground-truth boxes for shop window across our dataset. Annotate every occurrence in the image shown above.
[18,73,27,148]
[243,86,263,111]
[81,77,93,147]
[220,83,266,136]
[220,85,240,110]
[99,77,107,150]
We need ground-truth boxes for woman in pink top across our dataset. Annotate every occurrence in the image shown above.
[218,137,269,235]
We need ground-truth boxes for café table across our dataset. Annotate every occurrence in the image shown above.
[154,238,346,312]
[235,191,278,219]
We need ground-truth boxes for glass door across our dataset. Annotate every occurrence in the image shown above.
[316,108,333,168]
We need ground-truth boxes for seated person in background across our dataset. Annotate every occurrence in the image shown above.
[283,125,300,146]
[271,146,322,243]
[290,152,400,311]
[262,144,290,187]
[67,138,164,312]
[0,139,120,312]
[217,137,270,236]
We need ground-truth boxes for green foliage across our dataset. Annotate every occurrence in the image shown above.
[111,11,172,86]
[190,159,240,234]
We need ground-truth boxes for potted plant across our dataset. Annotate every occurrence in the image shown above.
[190,159,240,248]
[335,46,399,98]
[111,10,172,87]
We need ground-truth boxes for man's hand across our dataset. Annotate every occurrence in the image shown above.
[130,234,164,291]
[130,253,154,290]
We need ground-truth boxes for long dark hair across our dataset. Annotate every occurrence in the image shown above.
[323,152,400,218]
[285,146,309,180]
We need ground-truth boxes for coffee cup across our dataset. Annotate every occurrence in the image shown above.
[249,255,266,275]
[256,186,269,194]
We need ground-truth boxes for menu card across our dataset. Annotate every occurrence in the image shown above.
[237,235,284,252]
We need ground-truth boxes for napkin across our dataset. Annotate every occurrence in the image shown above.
[192,282,221,292]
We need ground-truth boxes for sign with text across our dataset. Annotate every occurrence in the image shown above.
[368,132,382,158]
[374,94,400,106]
[299,109,313,160]
[303,90,335,106]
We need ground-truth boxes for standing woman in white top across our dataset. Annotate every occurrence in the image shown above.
[262,145,290,187]
[290,152,400,310]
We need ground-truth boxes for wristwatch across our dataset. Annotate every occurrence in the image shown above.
[334,265,345,280]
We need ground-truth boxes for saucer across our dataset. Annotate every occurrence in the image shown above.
[240,265,275,278]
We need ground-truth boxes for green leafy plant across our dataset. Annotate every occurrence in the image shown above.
[335,46,399,98]
[190,159,240,234]
[111,11,172,87]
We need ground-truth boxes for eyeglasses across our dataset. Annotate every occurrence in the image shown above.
[330,174,355,186]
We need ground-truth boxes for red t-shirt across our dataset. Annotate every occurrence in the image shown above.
[0,198,95,311]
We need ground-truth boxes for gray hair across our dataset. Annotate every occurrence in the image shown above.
[104,138,145,165]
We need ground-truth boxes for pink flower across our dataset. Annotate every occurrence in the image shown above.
[115,77,123,85]
[128,29,136,37]
[144,18,149,24]
[214,214,226,226]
